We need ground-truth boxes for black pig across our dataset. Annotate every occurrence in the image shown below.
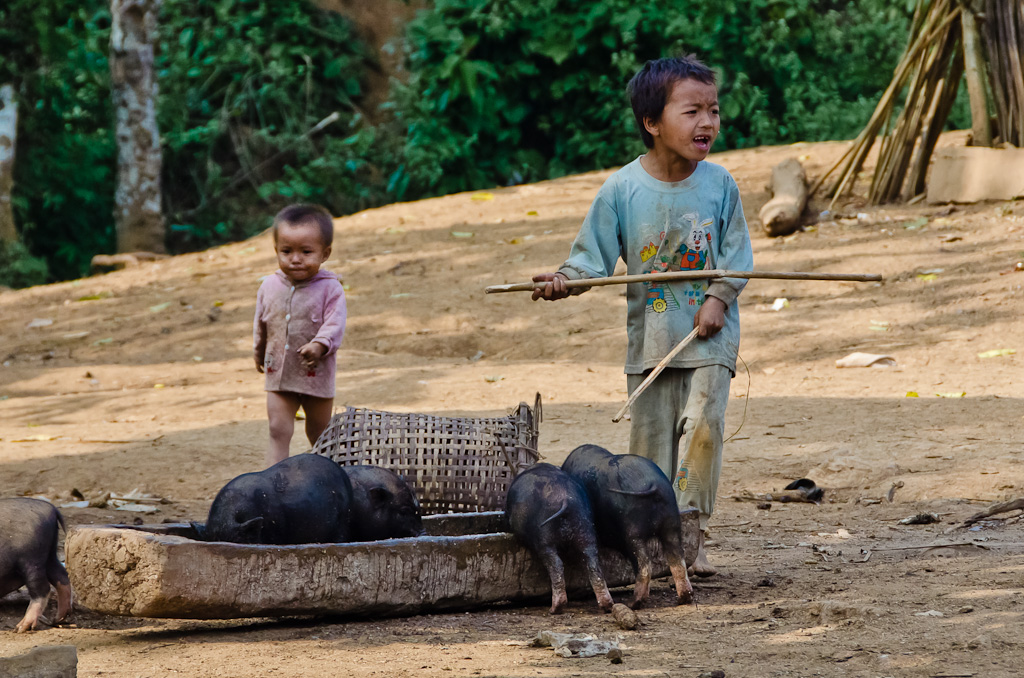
[196,453,353,545]
[505,463,614,614]
[345,465,424,541]
[0,498,73,632]
[562,444,693,608]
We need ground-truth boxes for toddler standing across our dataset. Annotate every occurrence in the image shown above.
[253,204,346,466]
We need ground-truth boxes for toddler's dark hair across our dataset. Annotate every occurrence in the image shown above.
[272,204,334,248]
[627,55,717,149]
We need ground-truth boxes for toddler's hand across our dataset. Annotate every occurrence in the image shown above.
[298,341,327,369]
[531,272,570,301]
[694,295,726,338]
[254,351,265,373]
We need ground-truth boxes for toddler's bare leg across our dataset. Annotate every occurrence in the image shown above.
[300,395,334,448]
[266,391,300,466]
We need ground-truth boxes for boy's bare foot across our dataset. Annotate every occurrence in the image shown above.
[687,532,718,578]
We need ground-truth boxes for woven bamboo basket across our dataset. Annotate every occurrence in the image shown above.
[312,394,541,514]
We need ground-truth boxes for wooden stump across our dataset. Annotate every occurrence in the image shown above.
[759,158,808,237]
[90,251,168,273]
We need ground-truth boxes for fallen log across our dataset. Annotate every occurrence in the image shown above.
[90,251,169,273]
[962,497,1024,526]
[759,158,808,237]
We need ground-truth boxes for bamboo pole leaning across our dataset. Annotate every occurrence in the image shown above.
[817,0,962,208]
[818,0,1024,209]
[962,6,993,147]
[984,0,1024,147]
[872,11,962,204]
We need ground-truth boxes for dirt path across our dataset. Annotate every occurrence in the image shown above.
[2,133,1023,676]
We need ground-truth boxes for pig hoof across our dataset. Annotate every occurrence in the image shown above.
[549,605,565,615]
[677,591,694,606]
[15,616,47,633]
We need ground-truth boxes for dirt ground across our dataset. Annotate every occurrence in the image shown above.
[2,132,1024,677]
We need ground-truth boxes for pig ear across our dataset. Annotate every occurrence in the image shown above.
[368,487,391,505]
[239,516,263,538]
[189,521,206,540]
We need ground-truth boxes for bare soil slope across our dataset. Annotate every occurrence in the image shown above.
[2,133,1024,677]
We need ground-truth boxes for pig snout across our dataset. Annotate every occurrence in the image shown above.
[0,498,73,632]
[346,465,425,541]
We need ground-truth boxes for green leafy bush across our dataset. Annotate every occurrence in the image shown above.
[391,0,916,196]
[0,1,117,280]
[0,240,49,289]
[157,0,381,250]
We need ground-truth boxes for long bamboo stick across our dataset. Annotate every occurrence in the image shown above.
[962,7,993,147]
[907,49,963,199]
[871,1,956,203]
[485,269,883,294]
[612,327,700,423]
[876,14,959,204]
[986,0,1012,143]
[1007,0,1024,144]
[827,0,942,201]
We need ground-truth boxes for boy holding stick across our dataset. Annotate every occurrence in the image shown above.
[532,56,753,576]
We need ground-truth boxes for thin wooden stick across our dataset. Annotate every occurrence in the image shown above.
[485,269,882,294]
[869,541,986,552]
[612,327,700,423]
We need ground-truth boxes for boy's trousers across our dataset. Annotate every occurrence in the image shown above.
[627,365,732,531]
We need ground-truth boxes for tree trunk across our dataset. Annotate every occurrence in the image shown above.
[110,0,165,254]
[0,84,17,244]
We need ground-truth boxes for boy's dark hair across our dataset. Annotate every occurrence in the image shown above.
[627,55,717,149]
[272,204,334,247]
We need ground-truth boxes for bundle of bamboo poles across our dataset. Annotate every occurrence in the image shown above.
[817,0,1024,207]
[816,0,962,206]
[984,0,1024,147]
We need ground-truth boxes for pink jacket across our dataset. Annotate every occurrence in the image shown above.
[253,270,346,398]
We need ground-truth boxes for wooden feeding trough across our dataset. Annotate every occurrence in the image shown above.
[66,399,698,619]
[65,509,700,619]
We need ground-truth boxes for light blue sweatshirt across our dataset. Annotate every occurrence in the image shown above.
[558,157,754,375]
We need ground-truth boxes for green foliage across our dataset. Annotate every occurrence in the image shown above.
[157,0,381,250]
[0,240,49,288]
[1,0,378,285]
[391,0,914,196]
[0,0,116,279]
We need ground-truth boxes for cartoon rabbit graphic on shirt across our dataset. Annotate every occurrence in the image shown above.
[642,212,715,313]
